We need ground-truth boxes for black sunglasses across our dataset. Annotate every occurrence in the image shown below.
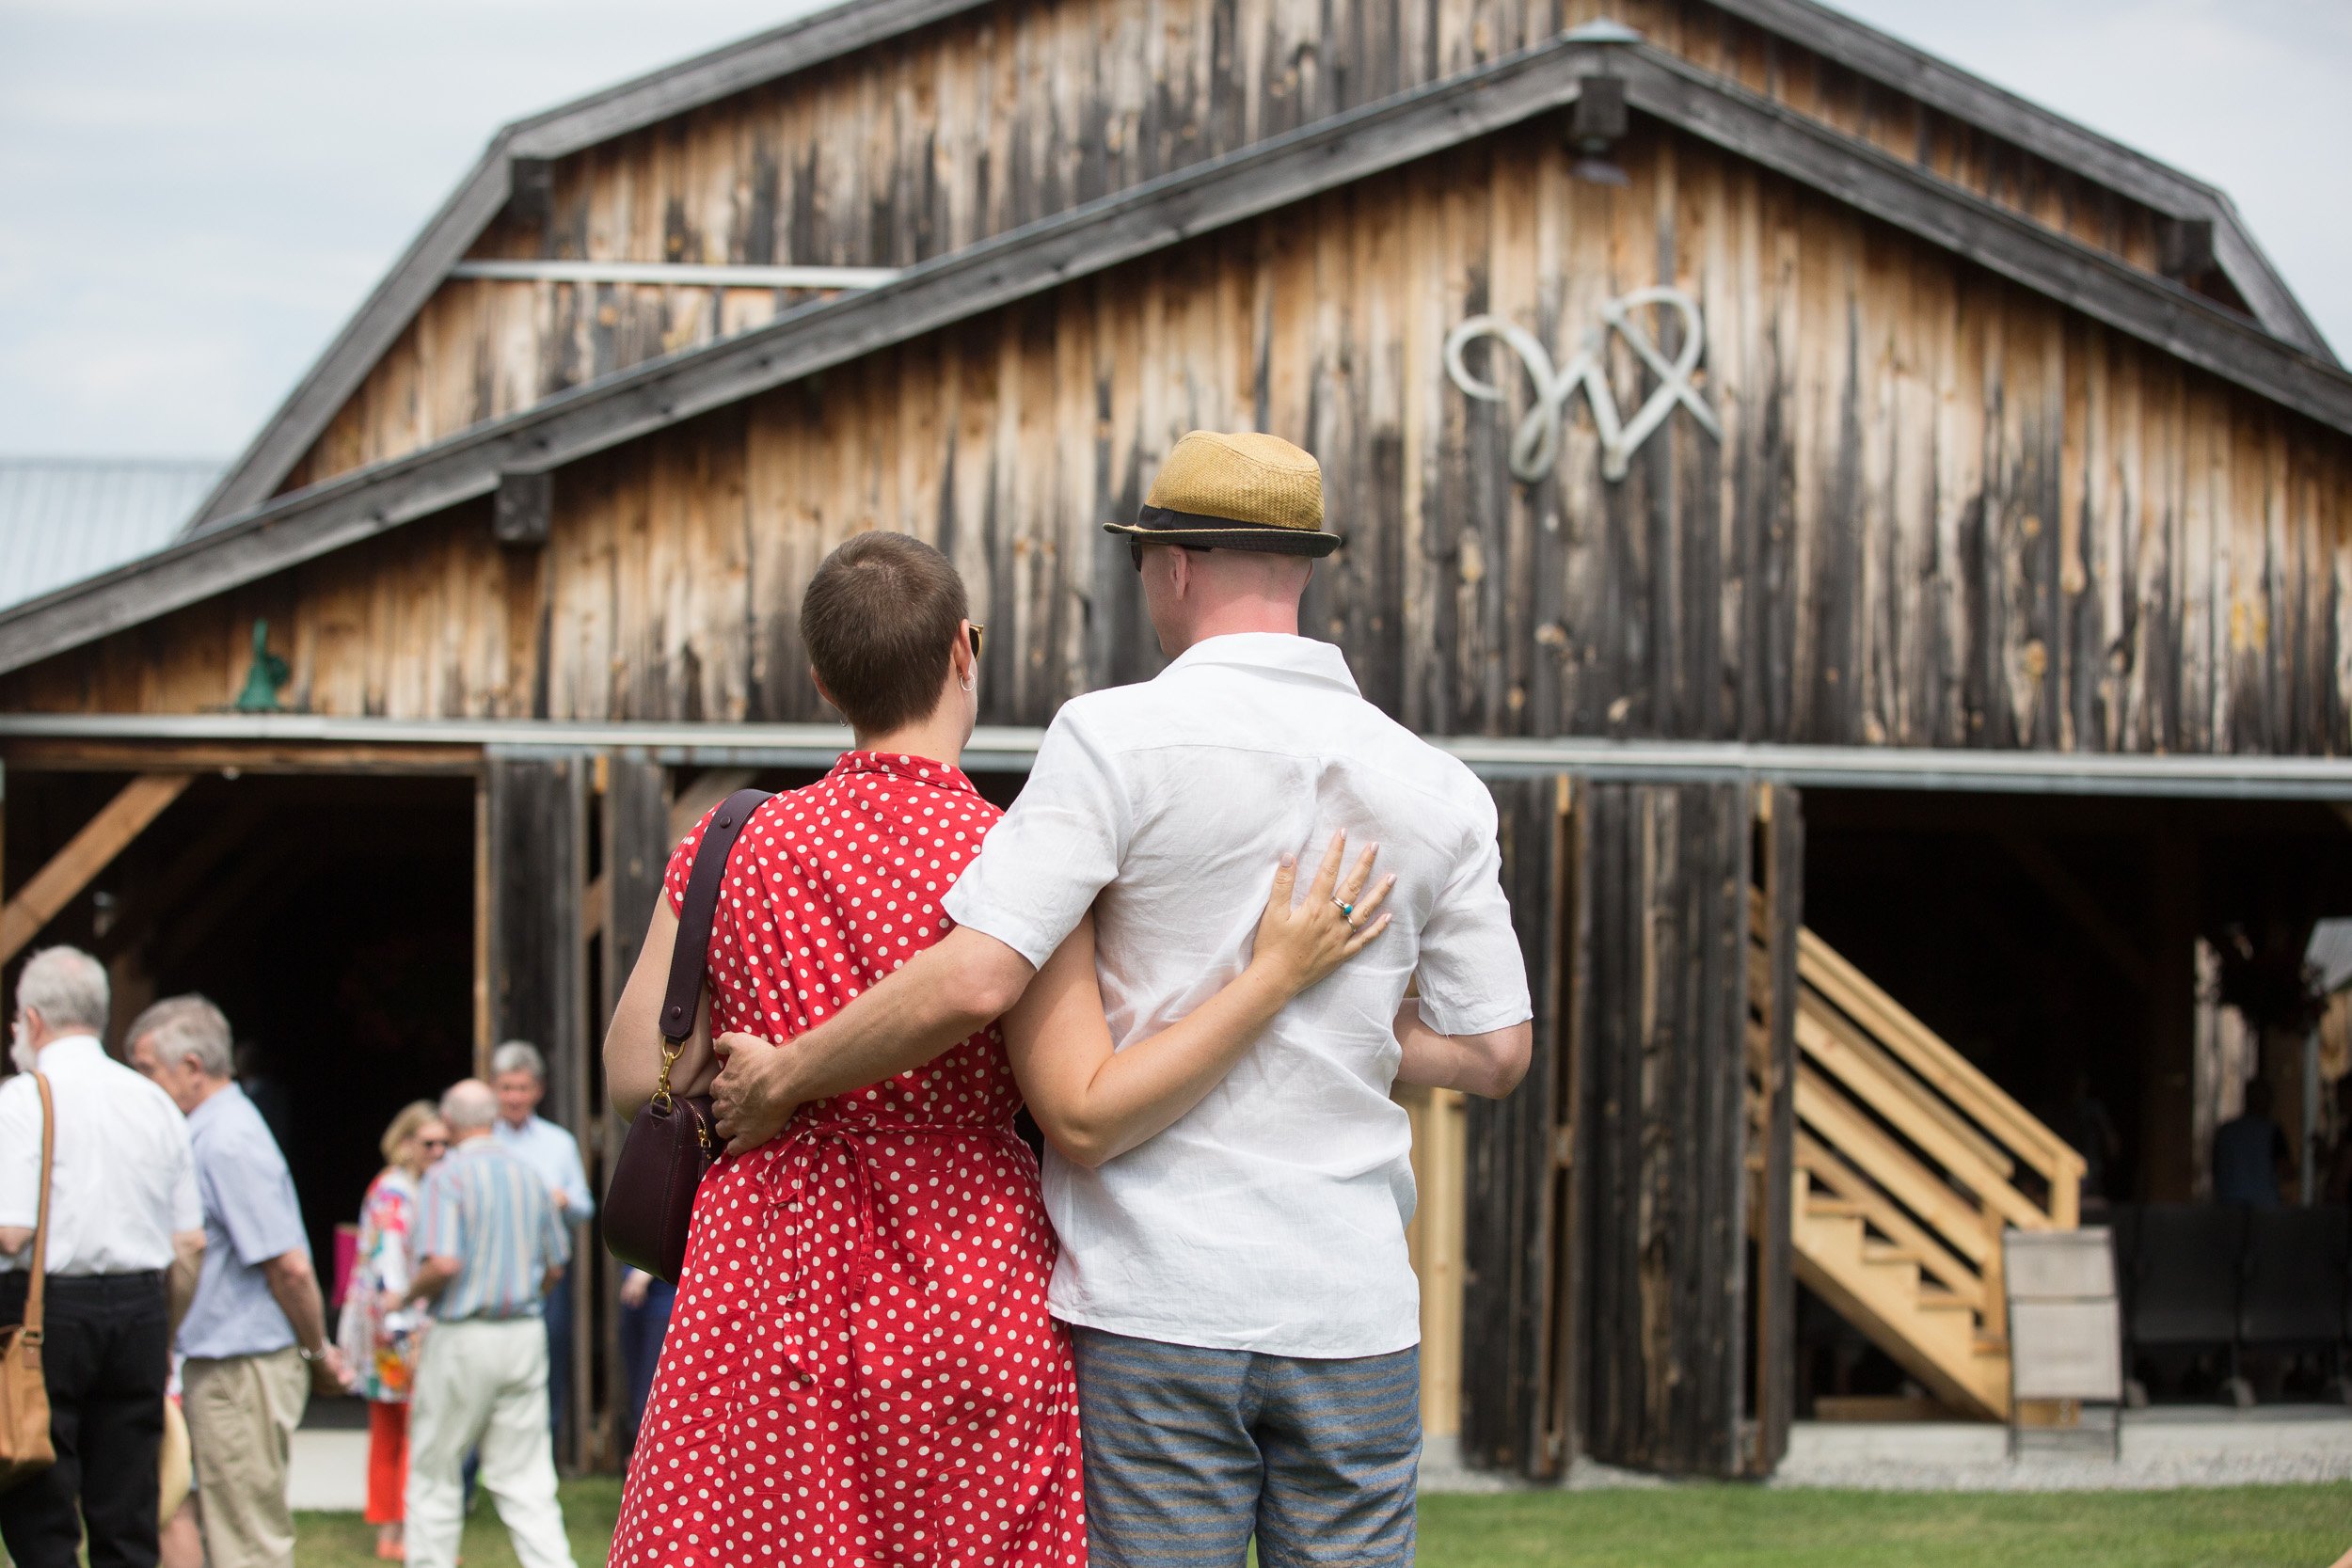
[1128,538,1216,571]
[967,623,985,662]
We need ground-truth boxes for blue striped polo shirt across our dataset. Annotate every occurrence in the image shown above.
[415,1136,570,1321]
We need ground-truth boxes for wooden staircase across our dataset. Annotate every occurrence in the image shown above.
[1750,902,2086,1420]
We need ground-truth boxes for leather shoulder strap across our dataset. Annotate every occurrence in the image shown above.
[660,788,773,1044]
[24,1072,52,1337]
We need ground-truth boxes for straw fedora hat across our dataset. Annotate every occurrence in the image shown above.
[1104,431,1342,557]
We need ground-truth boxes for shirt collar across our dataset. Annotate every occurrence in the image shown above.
[829,750,983,797]
[186,1080,247,1133]
[31,1034,103,1070]
[1160,632,1360,694]
[453,1134,502,1159]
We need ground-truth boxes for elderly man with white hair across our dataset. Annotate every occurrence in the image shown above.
[403,1078,576,1568]
[0,947,205,1568]
[485,1040,592,1447]
[127,994,350,1568]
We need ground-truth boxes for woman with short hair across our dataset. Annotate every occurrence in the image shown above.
[340,1101,450,1561]
[605,532,1390,1567]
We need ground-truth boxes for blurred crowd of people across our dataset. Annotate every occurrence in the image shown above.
[0,944,666,1568]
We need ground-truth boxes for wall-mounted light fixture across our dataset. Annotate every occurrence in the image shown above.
[1564,18,1643,188]
[1569,75,1630,186]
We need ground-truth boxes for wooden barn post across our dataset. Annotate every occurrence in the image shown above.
[599,751,671,1027]
[1577,781,1756,1478]
[590,749,671,1465]
[485,747,593,1461]
[486,749,591,1115]
[1745,784,1803,1475]
[1457,774,1573,1477]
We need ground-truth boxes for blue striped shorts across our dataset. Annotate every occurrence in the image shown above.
[1072,1326,1421,1568]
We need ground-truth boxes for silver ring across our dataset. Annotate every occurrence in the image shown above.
[1332,897,1355,919]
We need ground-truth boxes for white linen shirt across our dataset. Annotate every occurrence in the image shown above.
[0,1035,200,1276]
[944,632,1532,1357]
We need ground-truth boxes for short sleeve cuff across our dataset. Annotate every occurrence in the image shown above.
[1415,994,1533,1039]
[230,1220,311,1269]
[940,882,1062,973]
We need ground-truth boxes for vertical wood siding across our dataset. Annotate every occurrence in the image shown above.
[1576,779,1751,1477]
[1459,774,1567,1476]
[18,120,2346,756]
[281,0,2212,492]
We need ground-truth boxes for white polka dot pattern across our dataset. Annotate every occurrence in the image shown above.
[608,752,1086,1568]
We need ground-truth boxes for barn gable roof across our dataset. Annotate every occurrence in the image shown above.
[9,27,2349,681]
[184,0,984,531]
[184,0,2332,535]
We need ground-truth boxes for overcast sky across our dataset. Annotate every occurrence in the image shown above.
[2,0,2344,462]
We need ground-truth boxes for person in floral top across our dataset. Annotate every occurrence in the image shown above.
[339,1101,450,1561]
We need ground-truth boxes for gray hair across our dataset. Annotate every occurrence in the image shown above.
[440,1078,499,1133]
[124,993,233,1080]
[15,946,110,1036]
[488,1040,547,1083]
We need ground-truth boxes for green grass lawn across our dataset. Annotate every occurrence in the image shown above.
[282,1479,2352,1566]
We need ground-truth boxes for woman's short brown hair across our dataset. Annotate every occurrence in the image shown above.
[801,532,970,735]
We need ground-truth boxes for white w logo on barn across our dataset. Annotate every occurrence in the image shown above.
[1444,287,1722,486]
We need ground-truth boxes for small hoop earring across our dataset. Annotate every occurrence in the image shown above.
[960,676,975,692]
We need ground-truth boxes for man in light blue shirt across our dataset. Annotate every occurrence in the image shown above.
[405,1080,574,1568]
[488,1041,591,1447]
[130,995,350,1568]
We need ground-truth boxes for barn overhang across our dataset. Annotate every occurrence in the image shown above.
[11,713,2352,803]
[8,30,2352,684]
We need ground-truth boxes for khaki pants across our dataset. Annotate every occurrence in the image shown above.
[182,1347,310,1568]
[405,1318,574,1568]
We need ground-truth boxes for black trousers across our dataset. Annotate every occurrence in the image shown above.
[0,1270,169,1568]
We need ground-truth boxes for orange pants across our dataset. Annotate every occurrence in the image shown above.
[366,1400,409,1524]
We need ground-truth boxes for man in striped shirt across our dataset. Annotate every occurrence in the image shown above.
[403,1079,576,1568]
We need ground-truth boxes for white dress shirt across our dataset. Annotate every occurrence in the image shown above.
[0,1035,201,1276]
[945,632,1532,1357]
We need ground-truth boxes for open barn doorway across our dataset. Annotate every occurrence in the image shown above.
[3,767,477,1291]
[1794,789,2352,1415]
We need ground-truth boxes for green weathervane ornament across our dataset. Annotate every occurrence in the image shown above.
[233,619,290,712]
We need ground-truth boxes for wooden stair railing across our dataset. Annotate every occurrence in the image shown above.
[1747,892,2086,1420]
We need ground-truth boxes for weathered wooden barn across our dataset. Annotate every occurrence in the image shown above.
[6,0,2352,1480]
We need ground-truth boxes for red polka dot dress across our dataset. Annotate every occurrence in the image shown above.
[610,752,1086,1568]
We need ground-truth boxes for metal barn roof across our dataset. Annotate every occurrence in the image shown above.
[0,457,221,613]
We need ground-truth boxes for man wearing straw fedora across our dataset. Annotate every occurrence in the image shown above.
[708,430,1534,1567]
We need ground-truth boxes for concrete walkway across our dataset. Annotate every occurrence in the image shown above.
[1771,1404,2352,1491]
[289,1428,371,1512]
[1419,1406,2352,1493]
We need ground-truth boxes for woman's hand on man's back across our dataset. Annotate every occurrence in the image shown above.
[1245,831,1394,997]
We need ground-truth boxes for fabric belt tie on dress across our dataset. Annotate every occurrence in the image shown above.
[759,1117,1025,1386]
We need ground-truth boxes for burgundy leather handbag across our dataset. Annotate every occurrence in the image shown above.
[603,787,771,1283]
